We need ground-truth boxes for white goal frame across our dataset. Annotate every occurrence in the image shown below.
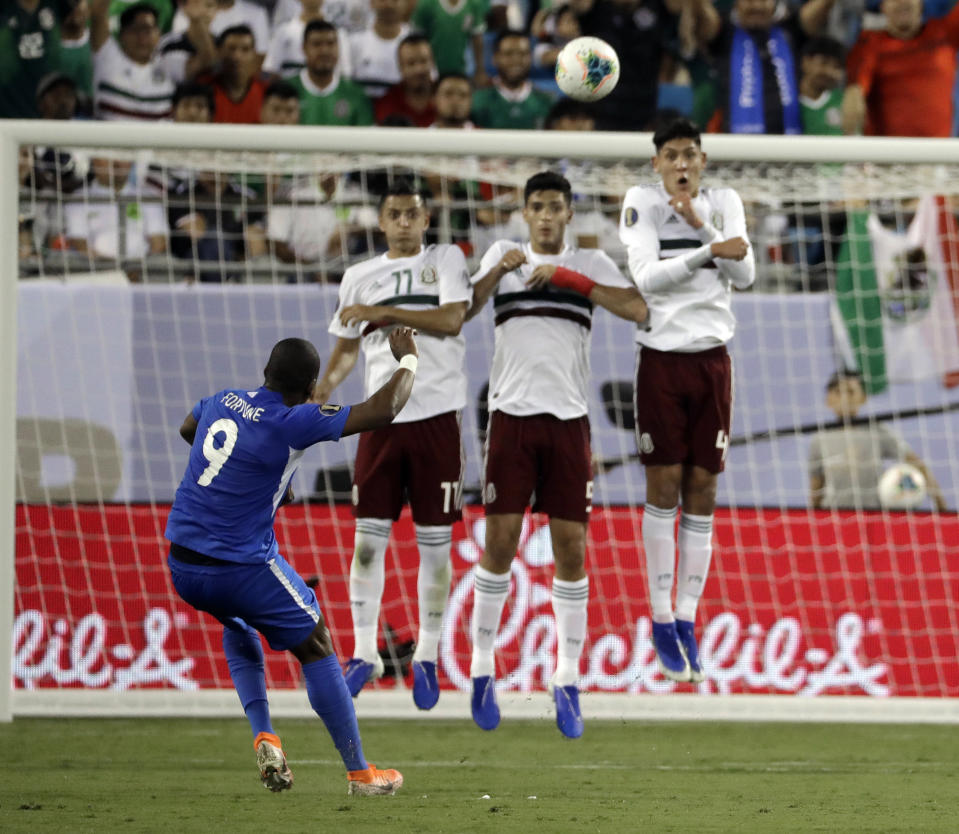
[3,120,959,724]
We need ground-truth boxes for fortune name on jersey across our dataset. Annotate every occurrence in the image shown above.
[221,392,265,422]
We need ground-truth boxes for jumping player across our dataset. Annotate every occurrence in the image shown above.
[315,179,472,710]
[165,331,418,795]
[467,170,648,737]
[618,117,755,684]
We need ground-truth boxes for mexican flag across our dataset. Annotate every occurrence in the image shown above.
[834,195,959,394]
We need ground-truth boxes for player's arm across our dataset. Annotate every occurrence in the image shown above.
[526,264,649,325]
[340,328,418,436]
[179,414,199,445]
[338,301,469,337]
[711,191,755,289]
[314,337,360,404]
[904,452,949,512]
[466,247,527,320]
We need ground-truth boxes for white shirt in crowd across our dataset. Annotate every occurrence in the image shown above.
[65,180,167,259]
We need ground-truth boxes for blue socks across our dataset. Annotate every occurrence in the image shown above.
[303,655,368,772]
[223,624,273,738]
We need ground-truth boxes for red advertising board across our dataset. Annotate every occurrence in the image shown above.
[13,504,959,697]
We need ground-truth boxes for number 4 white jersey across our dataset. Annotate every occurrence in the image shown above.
[474,241,632,420]
[330,244,473,423]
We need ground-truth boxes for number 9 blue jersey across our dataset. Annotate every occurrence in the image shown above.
[165,386,351,564]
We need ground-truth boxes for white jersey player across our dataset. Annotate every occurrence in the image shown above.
[316,180,472,711]
[618,117,754,686]
[466,171,648,738]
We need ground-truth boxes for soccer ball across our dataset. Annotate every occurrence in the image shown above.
[877,462,927,509]
[555,37,620,103]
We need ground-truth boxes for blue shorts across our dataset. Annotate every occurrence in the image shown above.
[168,549,321,651]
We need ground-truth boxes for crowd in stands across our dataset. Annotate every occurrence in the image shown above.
[6,0,959,284]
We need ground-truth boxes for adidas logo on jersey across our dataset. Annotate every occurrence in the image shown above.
[665,215,680,224]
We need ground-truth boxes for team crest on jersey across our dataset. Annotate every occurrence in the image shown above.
[484,482,497,504]
[710,211,724,232]
[639,432,654,454]
[319,403,343,415]
[420,265,437,284]
[624,207,638,227]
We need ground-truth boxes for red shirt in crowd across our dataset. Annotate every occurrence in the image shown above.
[847,4,959,137]
[197,73,269,124]
[374,84,437,127]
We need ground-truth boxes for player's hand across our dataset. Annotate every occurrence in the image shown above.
[389,326,418,360]
[525,263,557,289]
[339,304,382,327]
[311,381,332,404]
[669,195,702,228]
[496,248,527,276]
[710,237,750,261]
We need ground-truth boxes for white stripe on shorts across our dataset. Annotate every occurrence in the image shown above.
[268,558,319,624]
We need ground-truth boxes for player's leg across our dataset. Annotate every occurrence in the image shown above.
[548,517,588,739]
[406,412,463,710]
[536,414,592,738]
[469,411,537,730]
[470,512,524,730]
[675,346,731,683]
[345,427,404,695]
[635,345,691,682]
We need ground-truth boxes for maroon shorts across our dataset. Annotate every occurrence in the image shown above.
[352,411,464,524]
[483,411,592,522]
[634,344,732,474]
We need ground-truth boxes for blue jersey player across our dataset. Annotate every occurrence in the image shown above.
[165,330,418,796]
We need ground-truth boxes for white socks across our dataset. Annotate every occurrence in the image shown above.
[349,518,391,661]
[675,512,714,622]
[469,564,511,678]
[642,504,678,622]
[552,576,589,687]
[412,524,452,663]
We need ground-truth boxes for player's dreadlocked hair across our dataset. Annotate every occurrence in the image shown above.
[264,338,321,397]
[524,170,572,205]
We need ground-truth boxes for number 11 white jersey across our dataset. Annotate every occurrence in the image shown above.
[330,244,473,423]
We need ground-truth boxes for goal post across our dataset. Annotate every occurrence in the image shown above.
[3,119,959,723]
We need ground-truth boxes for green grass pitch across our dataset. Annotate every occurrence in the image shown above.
[0,717,954,833]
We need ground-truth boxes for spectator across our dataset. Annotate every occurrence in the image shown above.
[410,0,488,83]
[197,24,268,122]
[144,81,214,194]
[36,71,80,120]
[471,30,553,130]
[531,3,580,73]
[267,179,342,270]
[170,0,270,64]
[260,77,301,124]
[799,36,844,135]
[0,0,76,118]
[842,0,959,136]
[91,0,175,120]
[156,0,217,84]
[108,0,175,33]
[374,32,437,126]
[263,0,353,79]
[168,169,266,282]
[543,96,595,130]
[431,71,473,128]
[574,0,678,131]
[291,19,373,124]
[273,0,373,33]
[65,155,168,276]
[349,0,410,99]
[60,0,94,112]
[809,370,947,510]
[697,0,837,134]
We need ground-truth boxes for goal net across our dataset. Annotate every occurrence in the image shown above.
[3,123,959,721]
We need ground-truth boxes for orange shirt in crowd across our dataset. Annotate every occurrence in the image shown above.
[847,5,959,137]
[198,74,269,124]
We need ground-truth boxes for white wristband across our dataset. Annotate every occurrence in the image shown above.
[399,354,418,374]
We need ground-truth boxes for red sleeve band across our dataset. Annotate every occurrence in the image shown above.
[551,266,597,297]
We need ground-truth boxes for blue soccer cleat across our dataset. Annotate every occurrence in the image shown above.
[343,655,384,698]
[412,660,440,710]
[550,680,584,739]
[652,620,691,682]
[470,675,500,730]
[675,619,705,683]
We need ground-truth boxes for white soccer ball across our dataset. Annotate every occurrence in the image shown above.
[877,462,927,510]
[554,36,620,103]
